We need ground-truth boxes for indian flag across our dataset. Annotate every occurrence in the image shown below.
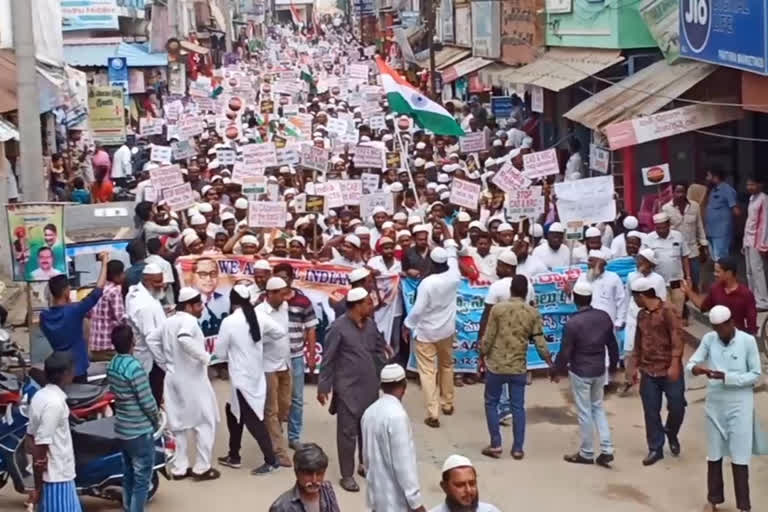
[375,56,464,136]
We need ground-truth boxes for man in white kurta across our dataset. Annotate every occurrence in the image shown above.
[686,306,768,512]
[124,264,168,374]
[362,364,425,512]
[531,222,571,269]
[151,287,220,480]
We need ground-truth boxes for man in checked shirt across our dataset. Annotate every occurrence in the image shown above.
[88,260,126,361]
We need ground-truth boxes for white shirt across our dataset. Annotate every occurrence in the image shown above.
[30,267,62,280]
[214,308,287,421]
[430,502,501,512]
[125,283,167,372]
[469,248,498,283]
[485,276,535,306]
[403,256,461,342]
[572,244,613,263]
[565,152,583,180]
[517,255,549,279]
[27,384,75,482]
[368,255,403,316]
[255,300,291,372]
[111,144,132,179]
[532,242,571,269]
[576,270,628,327]
[362,394,423,512]
[642,230,690,283]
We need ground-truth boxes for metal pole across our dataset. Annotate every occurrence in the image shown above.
[11,0,45,201]
[427,0,437,98]
[168,0,180,39]
[395,130,421,210]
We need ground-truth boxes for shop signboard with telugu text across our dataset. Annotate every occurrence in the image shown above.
[62,0,119,31]
[88,86,126,145]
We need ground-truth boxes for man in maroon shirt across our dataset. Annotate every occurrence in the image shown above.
[681,256,757,334]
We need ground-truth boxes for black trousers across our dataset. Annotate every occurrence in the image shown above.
[708,459,750,511]
[225,390,276,466]
[336,400,363,478]
[149,364,165,406]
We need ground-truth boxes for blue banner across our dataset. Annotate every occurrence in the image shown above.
[62,0,120,32]
[491,96,514,119]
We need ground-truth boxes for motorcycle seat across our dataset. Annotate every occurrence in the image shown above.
[72,417,122,466]
[63,383,106,407]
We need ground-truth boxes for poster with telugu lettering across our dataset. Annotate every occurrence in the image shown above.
[242,142,278,168]
[314,181,344,209]
[353,145,384,169]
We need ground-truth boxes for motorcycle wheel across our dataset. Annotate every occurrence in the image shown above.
[147,472,160,502]
[0,471,8,490]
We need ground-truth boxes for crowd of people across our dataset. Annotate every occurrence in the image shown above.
[21,20,768,512]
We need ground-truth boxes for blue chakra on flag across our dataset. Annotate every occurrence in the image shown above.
[410,92,427,107]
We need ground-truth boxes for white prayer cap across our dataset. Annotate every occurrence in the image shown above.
[442,454,474,473]
[626,230,642,240]
[492,139,502,147]
[709,305,732,325]
[382,134,393,142]
[221,212,236,222]
[469,220,487,232]
[653,212,670,224]
[142,263,163,275]
[573,281,593,296]
[346,287,369,302]
[484,157,496,167]
[349,219,361,227]
[440,191,450,201]
[623,216,639,230]
[241,235,259,246]
[521,136,533,148]
[393,211,408,221]
[498,222,514,232]
[344,234,362,248]
[178,287,201,303]
[588,249,606,261]
[233,283,250,300]
[382,221,394,230]
[414,157,426,167]
[397,230,412,239]
[349,267,371,283]
[253,259,272,271]
[354,226,371,236]
[548,222,565,233]
[198,202,213,213]
[201,185,213,196]
[530,223,544,237]
[425,161,436,170]
[389,182,404,192]
[437,173,451,184]
[266,277,287,291]
[407,215,421,226]
[416,142,426,150]
[290,236,306,247]
[430,247,448,264]
[372,206,388,216]
[498,249,518,266]
[183,232,200,247]
[630,277,653,292]
[457,212,471,222]
[448,153,460,160]
[186,207,199,217]
[380,363,406,383]
[638,248,656,265]
[279,166,290,174]
[190,214,207,226]
[585,227,601,238]
[427,183,439,191]
[235,198,249,209]
[412,224,430,234]
[378,236,395,246]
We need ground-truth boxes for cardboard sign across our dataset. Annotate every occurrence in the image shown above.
[314,181,344,209]
[338,180,363,205]
[353,145,384,169]
[217,148,236,166]
[491,163,531,193]
[554,176,616,224]
[276,147,300,166]
[242,142,278,168]
[242,176,267,199]
[641,163,671,186]
[360,192,395,219]
[248,201,287,228]
[506,186,545,221]
[260,99,275,114]
[300,145,329,172]
[369,115,386,131]
[188,76,212,98]
[348,63,369,80]
[305,195,326,214]
[165,101,182,121]
[162,183,197,212]
[171,139,196,161]
[385,151,401,169]
[361,173,380,193]
[449,178,481,210]
[589,144,610,174]
[326,117,349,138]
[176,115,204,140]
[149,164,184,193]
[150,144,172,164]
[459,132,486,153]
[232,162,264,183]
[139,118,163,137]
[522,148,560,179]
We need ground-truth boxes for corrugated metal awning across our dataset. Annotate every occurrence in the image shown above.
[564,59,718,131]
[497,48,624,92]
[416,47,471,70]
[64,42,168,67]
[441,56,493,83]
[0,118,18,142]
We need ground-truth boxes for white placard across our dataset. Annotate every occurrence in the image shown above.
[506,186,545,221]
[449,178,481,210]
[491,163,531,193]
[217,148,236,166]
[361,173,380,193]
[531,85,544,113]
[242,142,278,168]
[139,118,163,137]
[162,182,197,212]
[267,183,280,202]
[171,140,196,161]
[149,164,184,192]
[641,163,671,186]
[232,162,264,184]
[314,181,344,209]
[338,180,363,205]
[353,145,384,169]
[554,175,616,224]
[300,145,329,172]
[360,192,395,219]
[248,201,287,228]
[242,176,267,199]
[150,144,172,164]
[177,115,204,140]
[348,63,369,80]
[522,148,560,179]
[459,132,487,153]
[326,117,349,138]
[276,147,300,166]
[369,115,386,131]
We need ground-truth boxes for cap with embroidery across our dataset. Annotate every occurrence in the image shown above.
[442,454,473,473]
[346,287,369,302]
[178,287,201,303]
[349,267,371,283]
[380,364,406,383]
[266,277,287,290]
[573,281,593,296]
[623,216,639,230]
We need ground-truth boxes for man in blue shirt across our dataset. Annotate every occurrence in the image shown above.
[705,168,741,261]
[40,252,109,383]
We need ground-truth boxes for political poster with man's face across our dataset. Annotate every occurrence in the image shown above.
[6,203,67,282]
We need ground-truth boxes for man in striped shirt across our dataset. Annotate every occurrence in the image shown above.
[107,325,159,512]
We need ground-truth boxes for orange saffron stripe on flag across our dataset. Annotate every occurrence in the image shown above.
[375,56,417,91]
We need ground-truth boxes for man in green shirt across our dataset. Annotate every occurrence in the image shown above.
[107,325,159,512]
[479,275,554,460]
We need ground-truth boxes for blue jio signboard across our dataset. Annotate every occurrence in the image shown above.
[680,0,768,75]
[491,96,514,119]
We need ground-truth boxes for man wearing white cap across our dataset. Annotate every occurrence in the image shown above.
[531,223,571,269]
[318,288,389,492]
[330,234,364,268]
[610,216,641,258]
[575,249,627,332]
[624,249,667,356]
[662,181,708,288]
[402,224,433,278]
[404,246,461,428]
[572,227,612,263]
[643,212,691,317]
[554,281,619,467]
[686,305,766,512]
[124,263,168,404]
[361,364,425,512]
[430,455,501,512]
[149,287,220,481]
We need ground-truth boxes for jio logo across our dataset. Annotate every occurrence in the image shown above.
[681,0,711,53]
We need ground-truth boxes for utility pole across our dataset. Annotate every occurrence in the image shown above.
[427,0,437,98]
[11,0,45,201]
[221,0,234,52]
[168,0,180,39]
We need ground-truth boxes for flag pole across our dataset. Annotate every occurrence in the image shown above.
[395,128,422,211]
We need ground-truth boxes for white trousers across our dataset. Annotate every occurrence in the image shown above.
[745,247,768,309]
[171,422,216,476]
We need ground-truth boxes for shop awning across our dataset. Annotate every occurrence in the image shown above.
[0,50,66,114]
[477,63,514,88]
[63,42,168,67]
[441,56,493,83]
[564,59,718,131]
[0,118,18,142]
[496,48,624,92]
[416,47,471,70]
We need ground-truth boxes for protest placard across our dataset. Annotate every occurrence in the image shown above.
[231,162,264,183]
[353,145,384,169]
[259,99,275,114]
[241,176,267,199]
[385,151,401,169]
[290,114,313,139]
[589,144,610,174]
[162,183,197,212]
[149,164,184,193]
[272,136,287,150]
[165,101,182,121]
[176,115,204,140]
[449,178,481,210]
[188,77,212,97]
[282,104,300,118]
[338,180,363,205]
[242,142,278,168]
[554,175,616,224]
[150,144,172,164]
[171,140,196,161]
[360,192,395,219]
[459,132,486,153]
[339,130,359,146]
[305,195,326,214]
[248,201,287,228]
[314,181,344,208]
[276,147,299,166]
[506,186,545,221]
[361,173,380,193]
[369,115,386,131]
[267,183,279,201]
[217,148,236,166]
[491,163,531,193]
[139,118,163,137]
[326,117,348,138]
[348,63,369,80]
[522,148,560,179]
[300,145,329,172]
